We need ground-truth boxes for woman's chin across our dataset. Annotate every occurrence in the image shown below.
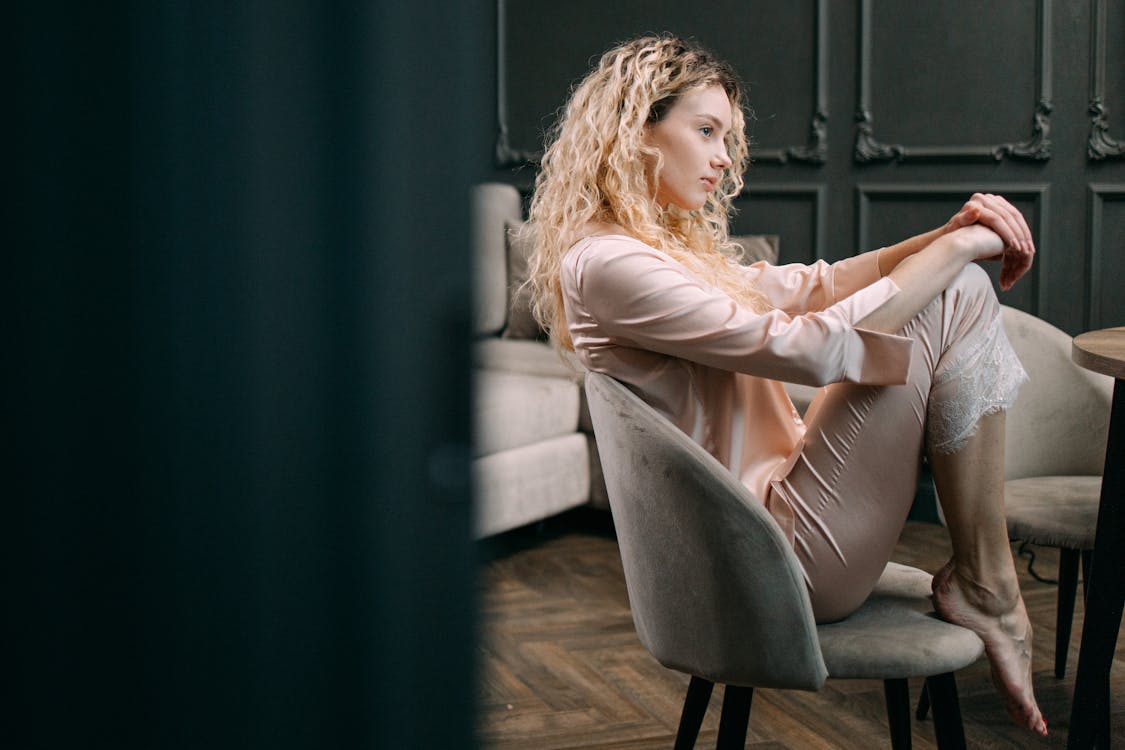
[672,198,708,211]
[657,191,708,212]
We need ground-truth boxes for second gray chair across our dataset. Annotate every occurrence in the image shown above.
[585,372,984,749]
[1000,305,1112,677]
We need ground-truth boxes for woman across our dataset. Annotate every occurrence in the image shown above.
[525,35,1046,736]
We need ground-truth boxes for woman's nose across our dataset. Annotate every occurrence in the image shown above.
[713,148,732,169]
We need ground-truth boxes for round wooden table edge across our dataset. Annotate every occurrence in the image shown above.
[1072,327,1125,380]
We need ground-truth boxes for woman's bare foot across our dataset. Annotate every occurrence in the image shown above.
[931,559,1048,737]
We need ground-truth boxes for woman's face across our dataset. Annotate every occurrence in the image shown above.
[644,84,734,211]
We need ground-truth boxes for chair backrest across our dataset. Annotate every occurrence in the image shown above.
[1001,306,1113,480]
[584,372,827,690]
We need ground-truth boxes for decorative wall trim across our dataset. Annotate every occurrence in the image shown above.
[1088,0,1125,160]
[751,0,829,165]
[854,0,1053,163]
[739,183,828,260]
[856,183,1050,314]
[494,0,539,168]
[494,0,830,168]
[1087,184,1125,328]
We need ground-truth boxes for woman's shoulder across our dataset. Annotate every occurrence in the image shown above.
[566,225,664,261]
[564,233,674,285]
[562,230,690,302]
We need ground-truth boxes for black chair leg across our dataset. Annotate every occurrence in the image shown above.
[916,681,931,720]
[926,673,967,750]
[715,684,753,750]
[884,678,912,750]
[1056,548,1081,678]
[1081,548,1093,600]
[674,676,714,750]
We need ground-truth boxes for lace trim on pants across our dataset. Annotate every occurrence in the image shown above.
[927,313,1028,454]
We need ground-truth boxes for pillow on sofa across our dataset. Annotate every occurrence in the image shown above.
[731,234,779,265]
[502,220,546,340]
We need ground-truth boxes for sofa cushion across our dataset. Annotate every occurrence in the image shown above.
[473,183,522,337]
[473,433,591,538]
[502,220,545,340]
[731,234,779,265]
[474,338,582,381]
[473,369,580,457]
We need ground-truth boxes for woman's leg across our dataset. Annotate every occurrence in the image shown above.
[930,413,1016,589]
[922,265,1046,735]
[773,376,929,622]
[930,413,1048,735]
[773,265,966,622]
[773,264,1046,734]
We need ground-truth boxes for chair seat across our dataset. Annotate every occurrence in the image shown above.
[817,562,985,680]
[1005,475,1101,550]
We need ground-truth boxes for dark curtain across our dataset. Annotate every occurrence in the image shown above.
[9,2,485,747]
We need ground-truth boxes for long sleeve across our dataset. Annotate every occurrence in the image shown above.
[736,251,883,314]
[563,236,912,388]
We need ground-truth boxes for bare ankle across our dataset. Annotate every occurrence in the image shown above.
[944,562,1022,616]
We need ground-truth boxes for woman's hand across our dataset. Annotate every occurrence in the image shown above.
[947,224,1005,261]
[945,193,1035,291]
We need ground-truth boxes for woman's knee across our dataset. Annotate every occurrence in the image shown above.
[940,263,1001,333]
[949,263,996,303]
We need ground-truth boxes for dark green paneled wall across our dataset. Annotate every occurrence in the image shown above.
[489,0,1125,334]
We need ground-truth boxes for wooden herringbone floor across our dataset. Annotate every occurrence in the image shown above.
[476,509,1125,749]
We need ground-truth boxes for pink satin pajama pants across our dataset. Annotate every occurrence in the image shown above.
[770,264,1027,622]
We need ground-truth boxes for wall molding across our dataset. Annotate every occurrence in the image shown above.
[494,0,830,168]
[854,0,1053,163]
[1087,184,1125,328]
[856,183,1050,314]
[1087,0,1125,160]
[739,183,828,260]
[493,0,539,168]
[750,0,829,165]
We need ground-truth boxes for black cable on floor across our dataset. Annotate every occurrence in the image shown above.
[1017,540,1058,585]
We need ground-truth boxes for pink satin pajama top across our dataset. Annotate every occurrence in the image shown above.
[561,234,916,537]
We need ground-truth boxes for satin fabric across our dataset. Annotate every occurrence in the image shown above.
[562,234,1016,621]
[774,262,1015,620]
[562,235,911,536]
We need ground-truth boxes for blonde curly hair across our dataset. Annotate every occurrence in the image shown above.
[526,34,771,352]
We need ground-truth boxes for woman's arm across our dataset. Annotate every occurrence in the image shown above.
[765,193,1036,314]
[872,193,1036,290]
[857,224,1005,334]
[567,237,913,387]
[876,225,950,277]
[857,193,1039,335]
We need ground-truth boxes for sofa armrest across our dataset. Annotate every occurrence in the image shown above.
[473,338,583,381]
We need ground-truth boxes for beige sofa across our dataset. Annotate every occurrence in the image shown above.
[470,182,809,538]
[471,183,604,538]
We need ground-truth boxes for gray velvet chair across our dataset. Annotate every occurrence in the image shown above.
[585,372,985,749]
[999,305,1113,677]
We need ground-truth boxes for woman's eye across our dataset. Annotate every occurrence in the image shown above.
[700,126,713,137]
